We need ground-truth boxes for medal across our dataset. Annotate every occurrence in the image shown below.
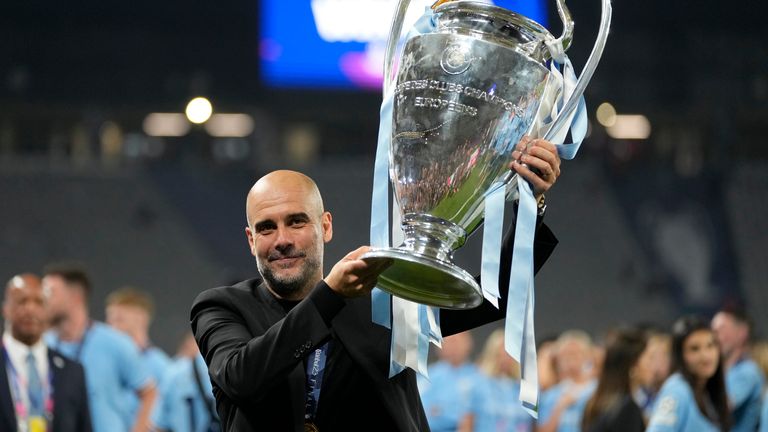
[304,422,319,432]
[29,416,47,432]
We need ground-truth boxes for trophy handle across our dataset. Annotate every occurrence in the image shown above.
[383,0,413,95]
[552,0,575,53]
[541,0,612,143]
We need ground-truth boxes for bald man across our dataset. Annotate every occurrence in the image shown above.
[1,274,91,432]
[192,159,560,431]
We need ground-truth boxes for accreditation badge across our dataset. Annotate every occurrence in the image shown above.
[28,416,47,432]
[304,422,319,432]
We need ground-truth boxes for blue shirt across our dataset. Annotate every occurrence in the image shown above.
[124,346,171,424]
[726,357,765,432]
[152,355,217,432]
[537,379,596,432]
[759,389,768,432]
[470,375,532,432]
[417,362,479,432]
[646,373,720,432]
[46,322,152,432]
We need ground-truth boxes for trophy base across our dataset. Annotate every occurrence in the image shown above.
[362,248,483,310]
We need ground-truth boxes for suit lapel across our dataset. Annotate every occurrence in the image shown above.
[0,353,18,432]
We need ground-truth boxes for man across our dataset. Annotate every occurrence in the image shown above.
[711,305,765,432]
[417,331,479,431]
[153,332,220,432]
[106,287,172,421]
[191,139,560,431]
[1,273,91,432]
[42,264,157,432]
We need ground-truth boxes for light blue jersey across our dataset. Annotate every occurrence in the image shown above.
[759,389,768,432]
[124,346,172,424]
[46,322,152,432]
[152,355,218,432]
[646,373,720,432]
[417,361,479,432]
[726,357,765,432]
[537,379,596,432]
[470,375,531,432]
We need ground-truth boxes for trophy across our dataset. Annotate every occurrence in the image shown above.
[363,0,610,309]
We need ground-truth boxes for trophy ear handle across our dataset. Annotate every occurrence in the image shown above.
[552,0,575,54]
[383,0,412,95]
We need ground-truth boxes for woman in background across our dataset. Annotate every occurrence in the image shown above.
[461,329,531,432]
[646,316,731,432]
[581,327,651,432]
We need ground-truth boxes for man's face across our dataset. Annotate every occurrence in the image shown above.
[556,339,591,379]
[246,185,332,299]
[711,312,746,356]
[106,304,147,338]
[2,277,48,345]
[42,274,72,324]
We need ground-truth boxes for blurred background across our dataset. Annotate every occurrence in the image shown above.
[1,0,766,353]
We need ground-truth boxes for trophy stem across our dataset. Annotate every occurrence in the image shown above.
[400,213,466,263]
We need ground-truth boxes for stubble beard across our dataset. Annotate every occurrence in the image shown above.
[257,250,322,299]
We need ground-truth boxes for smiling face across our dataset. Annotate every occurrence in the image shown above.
[245,171,332,300]
[682,329,720,383]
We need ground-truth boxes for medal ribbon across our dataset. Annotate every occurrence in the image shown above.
[303,342,330,425]
[2,345,54,431]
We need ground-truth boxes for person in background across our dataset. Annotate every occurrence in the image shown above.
[581,327,652,432]
[711,305,765,432]
[647,316,730,432]
[105,286,171,424]
[535,330,596,432]
[43,263,157,432]
[1,274,91,432]
[417,331,479,432]
[464,328,532,432]
[153,332,220,432]
[537,334,560,393]
[636,329,673,418]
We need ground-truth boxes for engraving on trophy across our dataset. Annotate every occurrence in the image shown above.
[396,79,522,115]
[413,96,477,117]
[440,44,474,75]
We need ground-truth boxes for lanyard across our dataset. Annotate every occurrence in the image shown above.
[303,342,330,424]
[2,345,54,426]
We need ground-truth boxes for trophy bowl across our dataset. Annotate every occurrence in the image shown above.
[363,0,574,309]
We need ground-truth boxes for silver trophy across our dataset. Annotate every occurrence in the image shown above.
[363,0,610,309]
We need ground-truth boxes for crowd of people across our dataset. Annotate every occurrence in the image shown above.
[1,268,219,432]
[418,307,768,432]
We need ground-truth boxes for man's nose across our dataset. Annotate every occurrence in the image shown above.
[273,226,293,248]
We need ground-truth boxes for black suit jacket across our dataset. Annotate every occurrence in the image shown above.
[0,347,92,432]
[191,223,557,432]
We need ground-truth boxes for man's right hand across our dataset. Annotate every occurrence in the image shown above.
[324,246,391,298]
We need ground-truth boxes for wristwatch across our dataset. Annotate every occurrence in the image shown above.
[536,194,547,217]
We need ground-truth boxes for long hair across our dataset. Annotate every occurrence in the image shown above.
[477,329,520,379]
[671,316,731,432]
[581,328,647,430]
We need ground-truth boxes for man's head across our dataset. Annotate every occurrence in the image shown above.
[711,306,751,358]
[438,331,474,366]
[3,274,48,345]
[105,287,154,345]
[42,263,91,325]
[245,170,333,300]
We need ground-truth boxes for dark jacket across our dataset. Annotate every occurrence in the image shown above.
[191,223,558,431]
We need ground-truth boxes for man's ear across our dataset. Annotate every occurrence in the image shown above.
[322,212,333,243]
[245,226,257,256]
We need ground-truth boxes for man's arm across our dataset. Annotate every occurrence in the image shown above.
[131,383,157,432]
[191,245,388,404]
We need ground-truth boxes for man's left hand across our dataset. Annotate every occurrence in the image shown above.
[510,137,561,199]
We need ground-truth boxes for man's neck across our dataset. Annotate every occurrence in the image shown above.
[56,305,91,342]
[134,333,150,350]
[725,347,746,369]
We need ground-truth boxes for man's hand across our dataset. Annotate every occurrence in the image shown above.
[324,247,391,298]
[510,137,561,199]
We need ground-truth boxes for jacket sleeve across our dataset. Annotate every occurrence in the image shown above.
[439,220,558,336]
[190,281,345,403]
[74,361,93,432]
